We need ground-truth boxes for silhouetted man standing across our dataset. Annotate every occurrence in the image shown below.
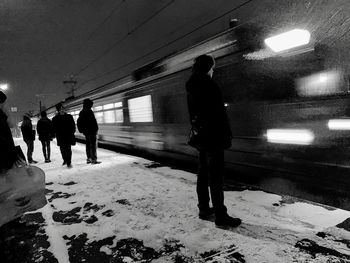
[52,103,75,168]
[77,98,101,164]
[21,114,37,164]
[37,111,54,163]
[186,54,241,228]
[0,91,16,170]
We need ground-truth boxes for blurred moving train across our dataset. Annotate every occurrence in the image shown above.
[46,23,350,210]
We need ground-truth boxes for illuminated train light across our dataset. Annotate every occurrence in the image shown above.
[266,129,315,145]
[265,29,310,52]
[328,119,350,130]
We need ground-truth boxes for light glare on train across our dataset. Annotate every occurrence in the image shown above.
[328,119,350,130]
[266,129,314,145]
[265,29,310,52]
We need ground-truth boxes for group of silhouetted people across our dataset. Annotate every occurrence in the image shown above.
[20,99,101,168]
[2,53,241,229]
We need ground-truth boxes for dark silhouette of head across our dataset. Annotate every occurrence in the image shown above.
[192,55,215,74]
[56,103,63,111]
[83,98,93,109]
[23,114,30,121]
[0,91,7,104]
[41,111,47,118]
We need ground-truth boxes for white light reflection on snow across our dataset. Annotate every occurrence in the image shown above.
[266,129,314,145]
[265,29,310,52]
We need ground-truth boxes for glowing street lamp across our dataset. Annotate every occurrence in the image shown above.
[265,29,310,52]
[0,83,9,91]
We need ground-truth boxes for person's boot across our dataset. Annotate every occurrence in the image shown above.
[215,214,241,228]
[199,207,215,220]
[44,153,49,163]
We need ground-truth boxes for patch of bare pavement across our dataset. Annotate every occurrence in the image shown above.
[0,212,58,263]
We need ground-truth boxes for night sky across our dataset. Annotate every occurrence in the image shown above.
[1,0,349,117]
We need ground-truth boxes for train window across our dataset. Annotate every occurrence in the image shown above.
[104,110,115,123]
[296,70,346,97]
[94,106,103,111]
[115,109,123,123]
[128,95,153,122]
[103,103,114,110]
[114,102,122,108]
[95,112,103,123]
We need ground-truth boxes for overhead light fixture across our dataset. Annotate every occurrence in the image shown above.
[266,129,314,145]
[265,29,310,52]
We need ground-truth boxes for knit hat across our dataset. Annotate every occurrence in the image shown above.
[83,98,93,109]
[192,55,215,74]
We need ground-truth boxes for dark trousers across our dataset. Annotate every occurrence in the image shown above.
[197,149,227,217]
[85,134,97,161]
[59,144,72,165]
[40,140,51,160]
[24,140,34,162]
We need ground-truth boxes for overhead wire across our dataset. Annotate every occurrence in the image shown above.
[76,0,256,89]
[72,0,125,75]
[73,0,175,78]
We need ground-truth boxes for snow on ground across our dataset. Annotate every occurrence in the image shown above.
[6,138,350,262]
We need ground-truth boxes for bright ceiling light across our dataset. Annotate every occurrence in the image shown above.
[265,29,310,52]
[328,119,350,130]
[0,83,9,91]
[266,129,314,145]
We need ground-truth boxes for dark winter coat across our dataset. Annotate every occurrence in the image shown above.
[21,119,34,142]
[37,117,54,141]
[0,109,16,170]
[186,73,232,150]
[52,113,76,146]
[77,108,98,135]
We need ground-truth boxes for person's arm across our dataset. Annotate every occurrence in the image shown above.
[2,106,14,128]
[70,115,76,133]
[36,120,41,135]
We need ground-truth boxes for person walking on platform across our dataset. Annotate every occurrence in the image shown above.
[37,111,54,163]
[0,91,16,170]
[77,98,101,164]
[186,54,241,228]
[20,114,37,164]
[52,103,76,168]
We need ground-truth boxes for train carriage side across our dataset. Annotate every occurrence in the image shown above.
[212,43,350,209]
[61,27,350,210]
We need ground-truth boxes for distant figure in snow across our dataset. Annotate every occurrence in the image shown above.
[21,114,37,164]
[77,98,101,164]
[52,103,76,168]
[186,54,241,228]
[37,111,54,163]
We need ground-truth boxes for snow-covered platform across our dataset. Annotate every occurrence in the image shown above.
[1,138,350,263]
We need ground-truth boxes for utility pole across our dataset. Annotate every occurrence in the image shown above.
[35,93,55,113]
[63,75,77,98]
